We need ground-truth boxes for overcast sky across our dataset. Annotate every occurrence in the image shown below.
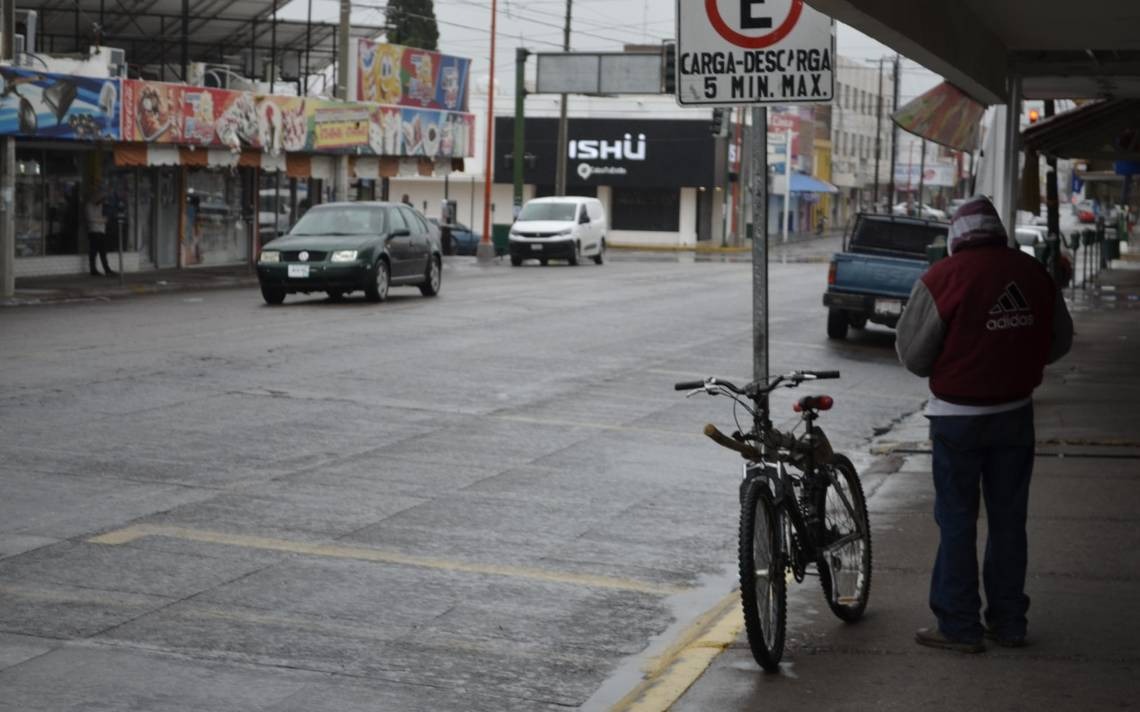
[276,0,942,102]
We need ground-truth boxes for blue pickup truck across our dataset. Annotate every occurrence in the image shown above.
[822,213,949,340]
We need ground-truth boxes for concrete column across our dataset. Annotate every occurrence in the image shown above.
[1000,71,1021,242]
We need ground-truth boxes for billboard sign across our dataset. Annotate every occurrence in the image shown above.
[357,39,470,111]
[0,67,119,140]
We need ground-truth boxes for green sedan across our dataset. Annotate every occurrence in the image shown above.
[256,202,443,305]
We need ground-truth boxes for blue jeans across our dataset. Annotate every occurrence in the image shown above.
[928,404,1035,642]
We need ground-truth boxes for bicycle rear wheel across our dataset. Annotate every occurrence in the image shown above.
[816,454,872,622]
[739,479,786,672]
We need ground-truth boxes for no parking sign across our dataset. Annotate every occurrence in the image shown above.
[676,0,835,106]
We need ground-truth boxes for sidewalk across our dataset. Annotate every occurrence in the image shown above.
[660,269,1140,711]
[2,265,260,307]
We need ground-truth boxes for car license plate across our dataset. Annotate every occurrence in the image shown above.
[530,243,543,251]
[874,299,902,316]
[288,264,310,278]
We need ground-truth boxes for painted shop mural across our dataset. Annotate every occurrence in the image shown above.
[0,67,120,140]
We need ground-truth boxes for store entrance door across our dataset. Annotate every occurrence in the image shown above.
[154,168,180,268]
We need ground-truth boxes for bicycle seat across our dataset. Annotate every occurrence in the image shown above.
[794,395,834,412]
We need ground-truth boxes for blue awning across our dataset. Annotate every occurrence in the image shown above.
[790,172,839,194]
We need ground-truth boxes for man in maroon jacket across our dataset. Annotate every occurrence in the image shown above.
[896,195,1073,653]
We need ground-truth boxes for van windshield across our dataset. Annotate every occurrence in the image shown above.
[518,202,577,221]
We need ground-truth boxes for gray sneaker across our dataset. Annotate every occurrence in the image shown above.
[915,627,985,654]
[983,626,1027,648]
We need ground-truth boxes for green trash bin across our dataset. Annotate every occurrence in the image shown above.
[492,224,511,256]
[1105,237,1121,260]
[926,241,947,264]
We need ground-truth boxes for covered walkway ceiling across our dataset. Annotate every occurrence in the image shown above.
[807,0,1140,104]
[28,0,385,82]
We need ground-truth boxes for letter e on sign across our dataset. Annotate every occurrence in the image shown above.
[676,0,834,106]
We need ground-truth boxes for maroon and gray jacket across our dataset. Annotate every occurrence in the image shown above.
[896,215,1073,407]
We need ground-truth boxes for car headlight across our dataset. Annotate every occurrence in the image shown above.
[330,250,359,262]
[259,251,280,263]
[556,228,573,236]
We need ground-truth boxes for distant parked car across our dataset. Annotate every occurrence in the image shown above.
[430,218,481,256]
[1015,225,1073,287]
[1075,200,1097,223]
[257,202,442,305]
[892,202,947,220]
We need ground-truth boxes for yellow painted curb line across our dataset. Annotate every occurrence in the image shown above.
[611,591,744,712]
[89,524,684,596]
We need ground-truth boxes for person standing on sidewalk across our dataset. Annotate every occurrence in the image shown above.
[85,188,116,277]
[895,196,1073,653]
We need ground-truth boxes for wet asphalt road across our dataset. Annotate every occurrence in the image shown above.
[0,242,931,711]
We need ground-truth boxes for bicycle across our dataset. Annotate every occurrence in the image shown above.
[674,370,872,671]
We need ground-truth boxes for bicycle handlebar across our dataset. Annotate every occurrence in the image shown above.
[674,381,705,391]
[704,424,764,460]
[674,370,840,397]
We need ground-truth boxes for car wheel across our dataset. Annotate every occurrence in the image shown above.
[327,290,345,302]
[593,239,605,265]
[261,285,285,305]
[510,254,522,266]
[364,259,390,303]
[419,255,442,297]
[540,258,549,266]
[827,309,849,340]
[568,242,580,266]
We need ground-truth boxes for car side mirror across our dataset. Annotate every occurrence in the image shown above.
[389,228,410,238]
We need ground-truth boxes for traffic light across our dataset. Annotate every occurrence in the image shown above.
[662,42,677,95]
[710,108,727,137]
[1028,108,1040,124]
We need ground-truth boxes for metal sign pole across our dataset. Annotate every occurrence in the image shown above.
[752,107,769,391]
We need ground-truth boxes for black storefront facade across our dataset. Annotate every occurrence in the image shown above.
[493,117,722,245]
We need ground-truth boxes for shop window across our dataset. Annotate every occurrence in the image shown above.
[612,187,680,232]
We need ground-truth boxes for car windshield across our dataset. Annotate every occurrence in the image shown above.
[290,206,384,236]
[850,217,947,257]
[518,202,577,221]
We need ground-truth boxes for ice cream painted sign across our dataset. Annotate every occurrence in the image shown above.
[357,39,470,112]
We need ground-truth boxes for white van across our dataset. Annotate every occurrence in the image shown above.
[508,196,606,266]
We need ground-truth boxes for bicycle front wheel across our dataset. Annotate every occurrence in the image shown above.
[816,453,872,622]
[739,479,786,672]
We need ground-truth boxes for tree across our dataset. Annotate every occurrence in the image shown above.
[386,0,440,51]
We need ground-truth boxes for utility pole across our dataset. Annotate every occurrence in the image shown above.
[720,107,732,247]
[917,138,926,215]
[512,48,528,217]
[334,0,350,202]
[886,53,900,211]
[477,0,499,263]
[554,0,572,196]
[782,128,792,242]
[0,0,14,298]
[872,57,884,210]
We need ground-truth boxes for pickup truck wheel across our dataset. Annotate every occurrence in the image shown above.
[827,309,849,340]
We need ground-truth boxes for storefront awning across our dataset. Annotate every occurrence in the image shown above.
[891,81,985,152]
[1021,99,1140,160]
[790,172,838,194]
